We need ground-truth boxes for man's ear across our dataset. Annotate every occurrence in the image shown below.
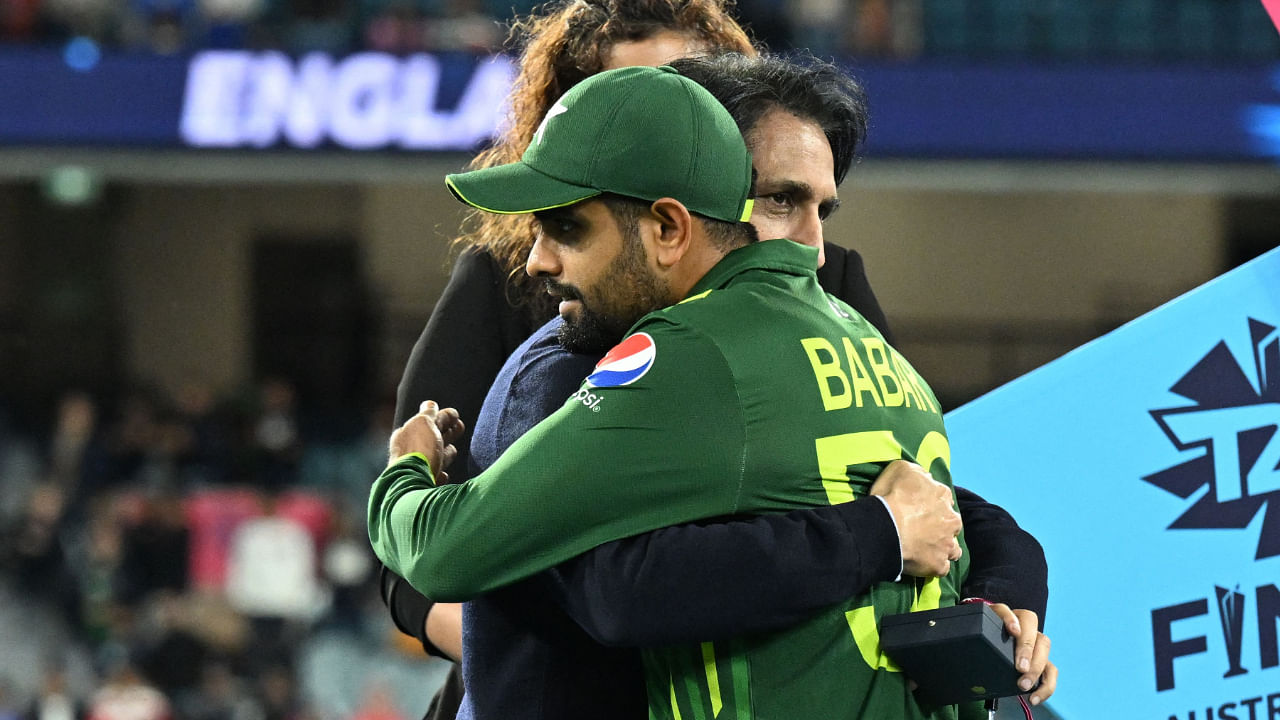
[646,198,694,269]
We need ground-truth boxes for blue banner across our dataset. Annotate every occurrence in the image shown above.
[0,48,514,150]
[2,46,1280,161]
[852,63,1280,162]
[945,247,1280,719]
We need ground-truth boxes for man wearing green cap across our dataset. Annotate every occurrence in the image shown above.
[369,65,967,719]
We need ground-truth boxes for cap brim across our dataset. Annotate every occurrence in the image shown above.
[446,162,601,214]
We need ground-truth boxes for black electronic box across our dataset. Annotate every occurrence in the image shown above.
[879,602,1023,706]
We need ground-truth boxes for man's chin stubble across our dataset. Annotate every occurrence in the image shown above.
[557,314,624,354]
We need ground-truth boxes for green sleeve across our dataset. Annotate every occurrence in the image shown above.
[367,319,748,602]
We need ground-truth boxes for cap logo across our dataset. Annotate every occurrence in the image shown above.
[533,100,569,146]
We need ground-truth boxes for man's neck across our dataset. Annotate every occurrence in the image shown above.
[669,235,733,302]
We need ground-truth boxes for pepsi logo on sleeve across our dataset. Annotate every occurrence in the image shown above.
[586,333,656,387]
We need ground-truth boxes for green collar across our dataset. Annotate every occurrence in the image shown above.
[688,239,820,296]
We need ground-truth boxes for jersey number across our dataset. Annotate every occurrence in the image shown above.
[814,430,952,672]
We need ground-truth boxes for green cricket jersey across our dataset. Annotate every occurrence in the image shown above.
[369,238,969,719]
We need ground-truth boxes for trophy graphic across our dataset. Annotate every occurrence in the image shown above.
[1216,585,1248,678]
[1256,321,1278,400]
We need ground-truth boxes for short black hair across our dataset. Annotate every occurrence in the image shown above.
[671,52,869,185]
[601,194,758,251]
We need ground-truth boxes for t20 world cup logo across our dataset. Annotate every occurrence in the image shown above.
[1143,318,1280,560]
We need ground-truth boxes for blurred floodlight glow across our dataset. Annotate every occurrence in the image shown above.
[1245,104,1280,156]
[63,37,101,72]
[1244,69,1280,158]
[43,166,102,205]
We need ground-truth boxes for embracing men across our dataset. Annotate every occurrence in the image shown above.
[371,60,1051,719]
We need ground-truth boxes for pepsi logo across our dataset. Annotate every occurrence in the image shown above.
[586,332,656,388]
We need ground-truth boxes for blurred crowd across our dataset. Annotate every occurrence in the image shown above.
[0,380,442,720]
[0,0,1276,63]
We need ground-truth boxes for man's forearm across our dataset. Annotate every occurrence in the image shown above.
[369,420,745,602]
[549,481,1045,646]
[548,497,901,646]
[378,564,462,661]
[955,487,1049,622]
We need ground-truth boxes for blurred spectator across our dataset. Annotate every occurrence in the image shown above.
[97,388,167,496]
[196,0,264,47]
[118,0,196,52]
[0,0,45,41]
[46,391,101,493]
[117,491,189,607]
[318,506,374,633]
[348,679,402,720]
[422,0,498,52]
[40,0,121,43]
[5,483,83,632]
[0,411,42,533]
[129,593,211,704]
[169,381,231,488]
[174,661,262,720]
[185,488,263,592]
[281,0,352,53]
[299,392,393,510]
[246,378,301,492]
[224,490,328,669]
[888,0,921,57]
[224,493,327,623]
[254,665,304,720]
[163,591,251,667]
[84,651,170,720]
[787,0,842,55]
[841,0,920,58]
[44,391,113,529]
[849,0,887,56]
[363,0,427,54]
[21,661,86,720]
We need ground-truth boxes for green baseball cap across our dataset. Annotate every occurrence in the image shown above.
[446,65,754,223]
